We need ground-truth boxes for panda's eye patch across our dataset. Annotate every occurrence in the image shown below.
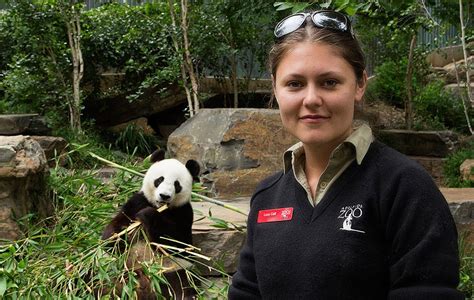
[154,176,164,187]
[174,180,182,193]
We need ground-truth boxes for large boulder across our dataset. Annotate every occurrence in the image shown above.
[31,136,68,167]
[193,230,246,276]
[376,129,459,157]
[168,109,298,198]
[426,44,469,68]
[460,159,474,182]
[0,114,51,136]
[439,55,474,84]
[0,136,52,240]
[443,188,474,246]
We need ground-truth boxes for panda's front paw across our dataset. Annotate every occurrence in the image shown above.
[136,207,159,224]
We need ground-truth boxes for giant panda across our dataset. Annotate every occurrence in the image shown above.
[101,149,200,299]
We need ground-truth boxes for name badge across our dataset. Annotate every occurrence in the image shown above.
[257,207,293,223]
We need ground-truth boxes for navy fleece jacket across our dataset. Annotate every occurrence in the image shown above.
[229,141,462,300]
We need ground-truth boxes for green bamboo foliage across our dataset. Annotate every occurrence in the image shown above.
[0,144,234,299]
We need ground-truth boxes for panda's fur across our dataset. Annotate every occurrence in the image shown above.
[101,149,200,299]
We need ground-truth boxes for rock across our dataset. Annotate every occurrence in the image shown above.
[356,101,405,130]
[444,188,474,246]
[410,156,446,186]
[0,135,48,177]
[0,114,51,136]
[209,168,276,198]
[376,129,459,157]
[168,109,298,198]
[444,82,474,100]
[193,230,246,276]
[83,77,273,127]
[95,167,119,184]
[107,117,156,136]
[0,136,52,240]
[191,196,248,274]
[426,43,472,68]
[83,83,187,127]
[440,55,474,83]
[460,159,474,182]
[450,201,474,246]
[31,136,68,167]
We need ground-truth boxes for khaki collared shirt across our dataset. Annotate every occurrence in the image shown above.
[283,124,374,206]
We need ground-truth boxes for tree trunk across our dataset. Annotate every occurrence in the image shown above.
[180,0,199,115]
[168,0,194,117]
[405,34,416,130]
[453,60,474,134]
[231,52,238,108]
[65,9,83,133]
[458,0,473,109]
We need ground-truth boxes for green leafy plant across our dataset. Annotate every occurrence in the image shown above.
[0,144,232,299]
[458,231,473,298]
[113,123,161,157]
[414,79,470,133]
[444,141,474,187]
[81,2,180,102]
[0,1,79,129]
[370,59,409,108]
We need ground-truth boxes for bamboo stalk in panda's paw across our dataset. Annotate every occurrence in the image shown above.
[109,204,169,240]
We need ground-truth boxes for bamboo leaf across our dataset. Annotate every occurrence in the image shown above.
[0,276,7,296]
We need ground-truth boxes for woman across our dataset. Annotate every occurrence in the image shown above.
[228,10,462,299]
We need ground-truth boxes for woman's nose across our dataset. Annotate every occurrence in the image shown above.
[302,84,323,107]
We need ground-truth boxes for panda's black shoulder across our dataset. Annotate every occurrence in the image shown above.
[121,192,152,217]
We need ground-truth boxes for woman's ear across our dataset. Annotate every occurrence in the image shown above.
[355,71,368,103]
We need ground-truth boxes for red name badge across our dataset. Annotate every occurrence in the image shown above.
[257,207,294,223]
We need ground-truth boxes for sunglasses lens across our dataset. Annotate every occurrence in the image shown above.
[312,11,348,32]
[274,14,306,38]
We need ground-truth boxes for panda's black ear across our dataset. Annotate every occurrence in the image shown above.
[150,149,166,163]
[185,160,200,182]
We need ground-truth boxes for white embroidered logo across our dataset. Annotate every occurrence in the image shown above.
[338,204,365,233]
[281,208,292,219]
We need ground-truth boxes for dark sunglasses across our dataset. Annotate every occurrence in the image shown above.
[274,10,354,39]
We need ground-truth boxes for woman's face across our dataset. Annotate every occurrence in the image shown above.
[274,42,366,149]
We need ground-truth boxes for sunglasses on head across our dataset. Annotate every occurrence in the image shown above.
[274,10,354,39]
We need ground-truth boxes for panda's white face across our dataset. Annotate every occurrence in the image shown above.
[141,159,193,208]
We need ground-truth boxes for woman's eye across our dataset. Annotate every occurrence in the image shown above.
[323,79,338,88]
[287,81,303,88]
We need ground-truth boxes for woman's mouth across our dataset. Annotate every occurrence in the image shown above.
[300,114,330,123]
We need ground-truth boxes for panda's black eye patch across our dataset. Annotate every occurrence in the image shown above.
[154,176,164,187]
[174,180,182,193]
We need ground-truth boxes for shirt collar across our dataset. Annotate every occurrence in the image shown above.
[283,123,374,173]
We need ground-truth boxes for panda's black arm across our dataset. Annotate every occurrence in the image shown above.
[136,203,194,246]
[101,192,152,240]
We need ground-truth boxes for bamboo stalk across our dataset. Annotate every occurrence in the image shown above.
[108,205,169,240]
[151,243,211,261]
[89,152,145,177]
[192,192,248,216]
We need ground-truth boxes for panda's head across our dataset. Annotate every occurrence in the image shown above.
[141,150,200,208]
